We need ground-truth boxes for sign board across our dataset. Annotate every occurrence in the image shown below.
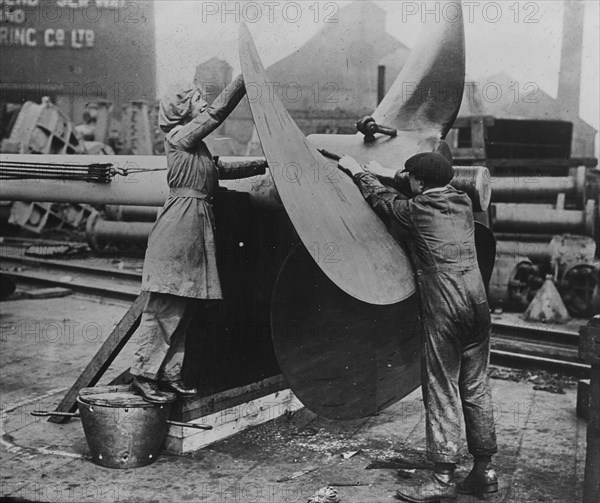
[0,0,156,103]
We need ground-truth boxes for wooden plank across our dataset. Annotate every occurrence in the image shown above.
[239,23,415,306]
[579,318,600,364]
[475,222,496,292]
[23,287,72,299]
[164,389,303,454]
[49,292,148,423]
[491,337,580,362]
[172,375,288,422]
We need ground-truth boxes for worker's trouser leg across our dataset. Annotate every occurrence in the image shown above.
[422,324,497,463]
[459,333,498,459]
[130,292,194,381]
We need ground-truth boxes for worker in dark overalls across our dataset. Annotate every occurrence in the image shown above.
[338,152,498,501]
[130,77,267,403]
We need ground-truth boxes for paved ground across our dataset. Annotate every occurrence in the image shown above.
[0,293,589,502]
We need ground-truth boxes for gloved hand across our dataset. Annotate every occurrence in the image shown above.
[338,154,364,177]
[256,157,268,175]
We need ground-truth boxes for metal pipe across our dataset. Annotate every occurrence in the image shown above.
[105,205,159,222]
[86,213,153,250]
[0,154,281,210]
[489,166,586,206]
[496,240,552,262]
[452,166,491,212]
[494,233,558,242]
[492,200,596,237]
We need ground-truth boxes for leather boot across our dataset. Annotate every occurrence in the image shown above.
[132,376,176,404]
[457,467,498,495]
[161,379,198,397]
[395,472,457,502]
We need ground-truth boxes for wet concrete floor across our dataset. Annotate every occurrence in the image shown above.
[0,293,588,502]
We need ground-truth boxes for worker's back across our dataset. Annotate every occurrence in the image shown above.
[408,186,478,274]
[406,186,490,342]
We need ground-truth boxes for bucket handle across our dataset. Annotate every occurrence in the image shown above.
[31,411,79,418]
[30,411,212,430]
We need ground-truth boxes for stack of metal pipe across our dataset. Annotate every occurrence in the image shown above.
[85,205,158,252]
[488,165,599,317]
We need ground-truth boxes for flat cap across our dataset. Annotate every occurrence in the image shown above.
[401,152,454,187]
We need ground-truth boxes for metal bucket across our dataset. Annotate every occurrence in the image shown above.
[77,385,173,469]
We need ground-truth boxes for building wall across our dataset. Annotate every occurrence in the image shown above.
[1,0,156,124]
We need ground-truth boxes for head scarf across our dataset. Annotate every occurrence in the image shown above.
[158,83,198,133]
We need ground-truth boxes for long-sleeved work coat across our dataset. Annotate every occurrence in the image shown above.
[142,76,265,299]
[354,171,497,464]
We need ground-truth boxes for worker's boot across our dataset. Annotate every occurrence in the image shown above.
[162,379,198,397]
[457,456,498,495]
[132,376,176,404]
[395,464,457,502]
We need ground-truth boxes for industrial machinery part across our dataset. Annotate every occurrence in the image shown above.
[524,276,571,323]
[86,212,153,251]
[548,234,596,271]
[490,166,587,208]
[488,254,543,311]
[492,200,596,237]
[120,101,153,155]
[7,201,54,233]
[0,100,85,155]
[0,154,281,210]
[495,233,559,243]
[7,201,93,234]
[104,205,159,222]
[549,235,598,317]
[560,263,599,318]
[0,158,115,182]
[356,115,397,143]
[496,240,552,263]
[452,166,491,212]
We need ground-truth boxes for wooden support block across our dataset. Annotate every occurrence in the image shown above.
[165,387,303,454]
[577,379,590,421]
[580,316,600,503]
[49,292,148,423]
[25,287,72,299]
[172,375,288,423]
[579,317,600,365]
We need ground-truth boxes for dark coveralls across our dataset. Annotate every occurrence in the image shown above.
[130,76,266,382]
[354,171,497,464]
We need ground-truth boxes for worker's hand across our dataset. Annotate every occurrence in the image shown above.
[338,155,364,177]
[365,160,390,178]
[256,158,268,175]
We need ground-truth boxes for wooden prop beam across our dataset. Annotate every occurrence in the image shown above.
[49,292,148,423]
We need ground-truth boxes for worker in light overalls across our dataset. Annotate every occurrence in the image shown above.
[130,77,267,403]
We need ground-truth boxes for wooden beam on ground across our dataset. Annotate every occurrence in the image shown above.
[49,292,148,423]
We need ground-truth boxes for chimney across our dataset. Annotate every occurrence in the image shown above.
[557,0,585,118]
